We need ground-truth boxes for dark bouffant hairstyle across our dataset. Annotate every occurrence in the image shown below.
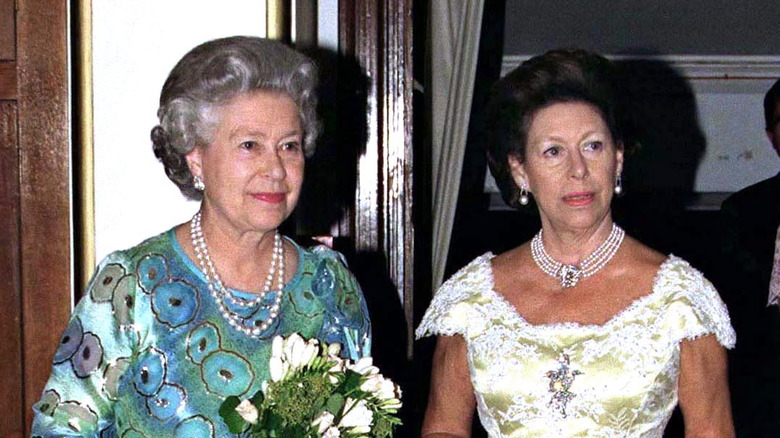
[151,36,320,200]
[764,79,780,130]
[485,48,622,208]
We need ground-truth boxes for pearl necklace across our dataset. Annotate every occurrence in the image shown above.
[531,223,625,288]
[190,211,284,337]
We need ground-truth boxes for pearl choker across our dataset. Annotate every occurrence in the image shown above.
[190,211,284,337]
[531,223,625,288]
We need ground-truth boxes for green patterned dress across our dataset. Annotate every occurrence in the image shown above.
[32,229,371,437]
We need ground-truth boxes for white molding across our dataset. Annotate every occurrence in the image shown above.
[502,54,780,79]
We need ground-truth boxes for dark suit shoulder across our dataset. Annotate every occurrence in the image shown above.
[721,174,780,218]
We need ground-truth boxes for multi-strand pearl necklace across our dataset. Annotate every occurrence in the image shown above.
[531,223,625,288]
[190,211,284,337]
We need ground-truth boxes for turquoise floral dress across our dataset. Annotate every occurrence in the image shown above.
[31,229,371,437]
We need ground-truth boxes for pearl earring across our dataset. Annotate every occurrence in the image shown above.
[519,183,530,206]
[614,174,623,195]
[194,175,205,191]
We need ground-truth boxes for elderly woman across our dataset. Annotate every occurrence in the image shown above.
[32,36,370,436]
[416,49,735,437]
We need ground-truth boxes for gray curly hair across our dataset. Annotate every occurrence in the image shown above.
[151,36,320,200]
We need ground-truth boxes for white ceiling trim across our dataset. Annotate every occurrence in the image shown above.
[502,54,780,79]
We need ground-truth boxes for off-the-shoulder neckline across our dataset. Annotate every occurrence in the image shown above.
[476,252,681,331]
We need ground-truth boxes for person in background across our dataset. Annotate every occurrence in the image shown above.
[719,78,780,438]
[31,36,370,436]
[416,49,735,437]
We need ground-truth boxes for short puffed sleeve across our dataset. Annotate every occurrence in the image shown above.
[415,254,495,339]
[32,250,142,436]
[309,245,372,360]
[658,256,736,349]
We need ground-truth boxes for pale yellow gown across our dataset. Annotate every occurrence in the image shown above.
[416,254,735,438]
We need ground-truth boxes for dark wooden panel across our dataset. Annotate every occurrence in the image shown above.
[338,0,354,55]
[342,0,381,251]
[340,0,414,355]
[0,102,23,437]
[17,0,71,432]
[0,60,18,100]
[295,0,316,49]
[380,0,414,358]
[0,0,14,60]
[336,4,415,435]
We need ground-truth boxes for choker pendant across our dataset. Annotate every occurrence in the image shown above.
[558,265,582,288]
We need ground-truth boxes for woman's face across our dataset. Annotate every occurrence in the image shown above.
[509,101,623,232]
[186,90,305,234]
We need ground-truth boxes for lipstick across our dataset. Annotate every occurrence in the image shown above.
[252,193,285,203]
[562,192,594,206]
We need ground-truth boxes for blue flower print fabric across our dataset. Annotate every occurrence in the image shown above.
[31,229,371,437]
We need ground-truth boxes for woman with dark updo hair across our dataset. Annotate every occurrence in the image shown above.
[32,36,370,436]
[416,49,735,437]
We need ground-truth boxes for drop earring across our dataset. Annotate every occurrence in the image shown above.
[614,174,623,195]
[519,182,530,206]
[194,175,205,191]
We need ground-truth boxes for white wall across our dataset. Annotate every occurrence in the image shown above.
[316,0,339,50]
[693,79,780,192]
[92,1,268,261]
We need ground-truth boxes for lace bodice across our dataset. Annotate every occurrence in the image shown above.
[416,254,735,438]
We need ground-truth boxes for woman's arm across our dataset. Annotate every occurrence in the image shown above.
[421,335,476,438]
[678,334,735,438]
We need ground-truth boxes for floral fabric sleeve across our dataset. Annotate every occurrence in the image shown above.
[32,252,140,436]
[661,257,737,349]
[310,246,372,360]
[415,254,492,340]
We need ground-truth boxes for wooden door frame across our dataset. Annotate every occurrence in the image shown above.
[0,0,72,435]
[339,0,414,356]
[19,0,72,430]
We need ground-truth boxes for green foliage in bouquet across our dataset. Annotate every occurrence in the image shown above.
[219,334,402,438]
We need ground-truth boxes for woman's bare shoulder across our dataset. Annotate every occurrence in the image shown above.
[618,235,668,276]
[491,241,532,273]
[489,241,539,294]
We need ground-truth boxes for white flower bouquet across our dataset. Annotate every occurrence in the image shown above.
[219,333,402,437]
